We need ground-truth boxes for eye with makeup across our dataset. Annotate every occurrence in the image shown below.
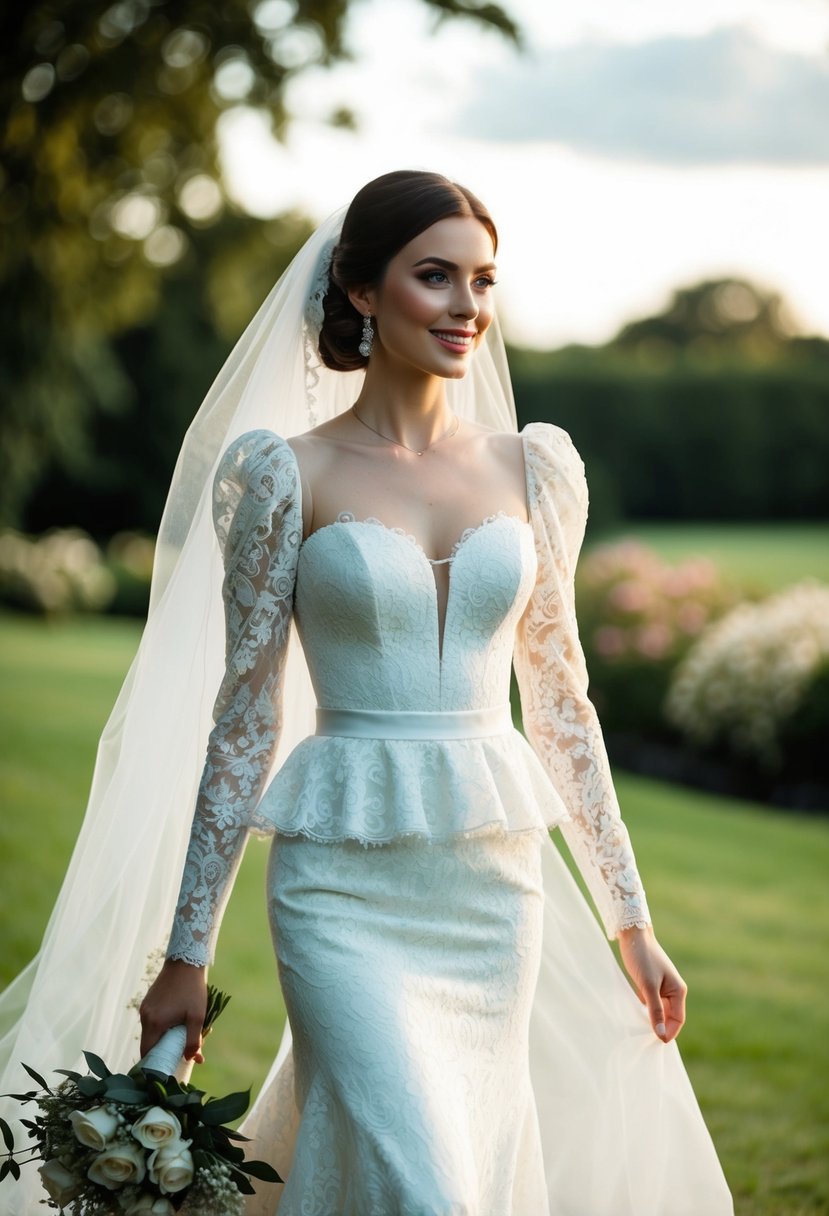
[417,268,498,289]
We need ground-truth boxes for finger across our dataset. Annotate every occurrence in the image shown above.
[644,984,667,1041]
[662,990,687,1043]
[139,1014,166,1060]
[184,1016,203,1061]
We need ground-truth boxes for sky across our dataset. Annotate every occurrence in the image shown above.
[219,0,829,349]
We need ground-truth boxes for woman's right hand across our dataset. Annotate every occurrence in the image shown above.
[139,958,209,1063]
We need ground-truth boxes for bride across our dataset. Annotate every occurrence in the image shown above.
[0,170,733,1214]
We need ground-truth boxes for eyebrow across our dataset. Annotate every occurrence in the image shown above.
[412,256,497,273]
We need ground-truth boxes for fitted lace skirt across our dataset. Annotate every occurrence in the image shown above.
[241,829,733,1216]
[263,829,549,1215]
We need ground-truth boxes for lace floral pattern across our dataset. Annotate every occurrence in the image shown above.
[167,422,650,965]
[268,830,549,1215]
[166,431,302,965]
[514,422,651,937]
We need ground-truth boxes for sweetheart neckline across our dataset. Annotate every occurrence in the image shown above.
[298,511,533,668]
[299,510,532,566]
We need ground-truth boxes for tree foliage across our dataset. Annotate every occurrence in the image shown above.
[0,0,519,524]
[610,277,797,362]
[510,280,829,528]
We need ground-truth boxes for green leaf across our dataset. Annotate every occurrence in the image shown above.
[198,1089,251,1126]
[0,1157,24,1183]
[223,1128,251,1142]
[203,986,232,1035]
[103,1087,146,1104]
[82,1051,111,1079]
[227,1165,255,1196]
[53,1069,81,1082]
[190,1126,213,1152]
[107,1072,146,1090]
[22,1063,49,1090]
[238,1158,283,1183]
[76,1076,106,1098]
[164,1093,190,1110]
[0,1116,14,1152]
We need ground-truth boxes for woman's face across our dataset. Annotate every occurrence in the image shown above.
[354,215,497,381]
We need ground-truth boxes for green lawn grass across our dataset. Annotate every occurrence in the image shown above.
[2,605,828,1215]
[600,521,829,593]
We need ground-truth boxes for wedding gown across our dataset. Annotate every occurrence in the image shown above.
[167,421,733,1215]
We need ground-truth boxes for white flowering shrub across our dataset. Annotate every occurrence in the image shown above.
[0,528,117,614]
[665,581,829,769]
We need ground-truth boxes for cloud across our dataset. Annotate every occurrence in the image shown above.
[456,26,829,164]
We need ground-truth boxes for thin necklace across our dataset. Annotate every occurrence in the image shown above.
[351,406,460,456]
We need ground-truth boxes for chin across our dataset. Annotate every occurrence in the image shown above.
[440,363,470,381]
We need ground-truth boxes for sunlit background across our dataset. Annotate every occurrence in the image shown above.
[1,3,828,1212]
[220,0,829,347]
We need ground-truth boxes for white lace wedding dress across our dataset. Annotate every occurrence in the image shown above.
[167,422,733,1215]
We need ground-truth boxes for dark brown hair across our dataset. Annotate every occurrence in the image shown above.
[318,170,497,372]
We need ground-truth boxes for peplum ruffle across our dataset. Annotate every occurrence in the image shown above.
[252,729,570,844]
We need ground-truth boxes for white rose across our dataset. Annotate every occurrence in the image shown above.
[122,1193,176,1215]
[87,1140,147,1190]
[39,1158,82,1206]
[131,1105,182,1149]
[147,1137,194,1194]
[69,1104,119,1149]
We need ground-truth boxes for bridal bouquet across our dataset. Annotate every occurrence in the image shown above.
[0,988,280,1214]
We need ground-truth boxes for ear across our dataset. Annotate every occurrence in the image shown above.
[347,285,376,317]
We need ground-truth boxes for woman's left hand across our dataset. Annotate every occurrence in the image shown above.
[617,925,687,1044]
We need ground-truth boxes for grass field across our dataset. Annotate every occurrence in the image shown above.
[604,521,829,593]
[2,518,828,1215]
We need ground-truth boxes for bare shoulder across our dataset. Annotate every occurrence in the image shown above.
[459,422,528,512]
[463,420,526,471]
[287,415,352,471]
[287,416,356,531]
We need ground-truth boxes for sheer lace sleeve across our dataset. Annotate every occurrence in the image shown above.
[514,421,651,939]
[166,430,302,966]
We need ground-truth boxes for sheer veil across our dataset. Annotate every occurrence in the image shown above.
[0,204,517,1188]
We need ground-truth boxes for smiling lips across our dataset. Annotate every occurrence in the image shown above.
[430,329,477,353]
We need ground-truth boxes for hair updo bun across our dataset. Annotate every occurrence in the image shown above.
[317,273,365,372]
[317,169,497,373]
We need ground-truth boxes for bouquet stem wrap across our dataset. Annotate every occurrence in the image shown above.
[140,1025,192,1081]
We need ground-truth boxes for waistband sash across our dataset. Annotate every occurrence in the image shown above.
[314,705,512,741]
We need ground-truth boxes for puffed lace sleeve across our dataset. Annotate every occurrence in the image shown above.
[166,430,302,966]
[514,421,651,939]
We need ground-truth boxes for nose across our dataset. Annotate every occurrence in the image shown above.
[449,280,478,321]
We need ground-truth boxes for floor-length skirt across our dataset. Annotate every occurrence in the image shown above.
[240,829,733,1215]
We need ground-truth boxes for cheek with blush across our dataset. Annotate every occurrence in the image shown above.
[380,277,441,331]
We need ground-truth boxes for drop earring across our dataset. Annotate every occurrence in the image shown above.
[359,313,374,358]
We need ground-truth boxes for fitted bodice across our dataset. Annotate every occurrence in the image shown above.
[165,424,652,970]
[294,514,537,713]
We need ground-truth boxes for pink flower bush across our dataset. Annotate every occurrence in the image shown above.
[578,540,734,667]
[575,540,737,734]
